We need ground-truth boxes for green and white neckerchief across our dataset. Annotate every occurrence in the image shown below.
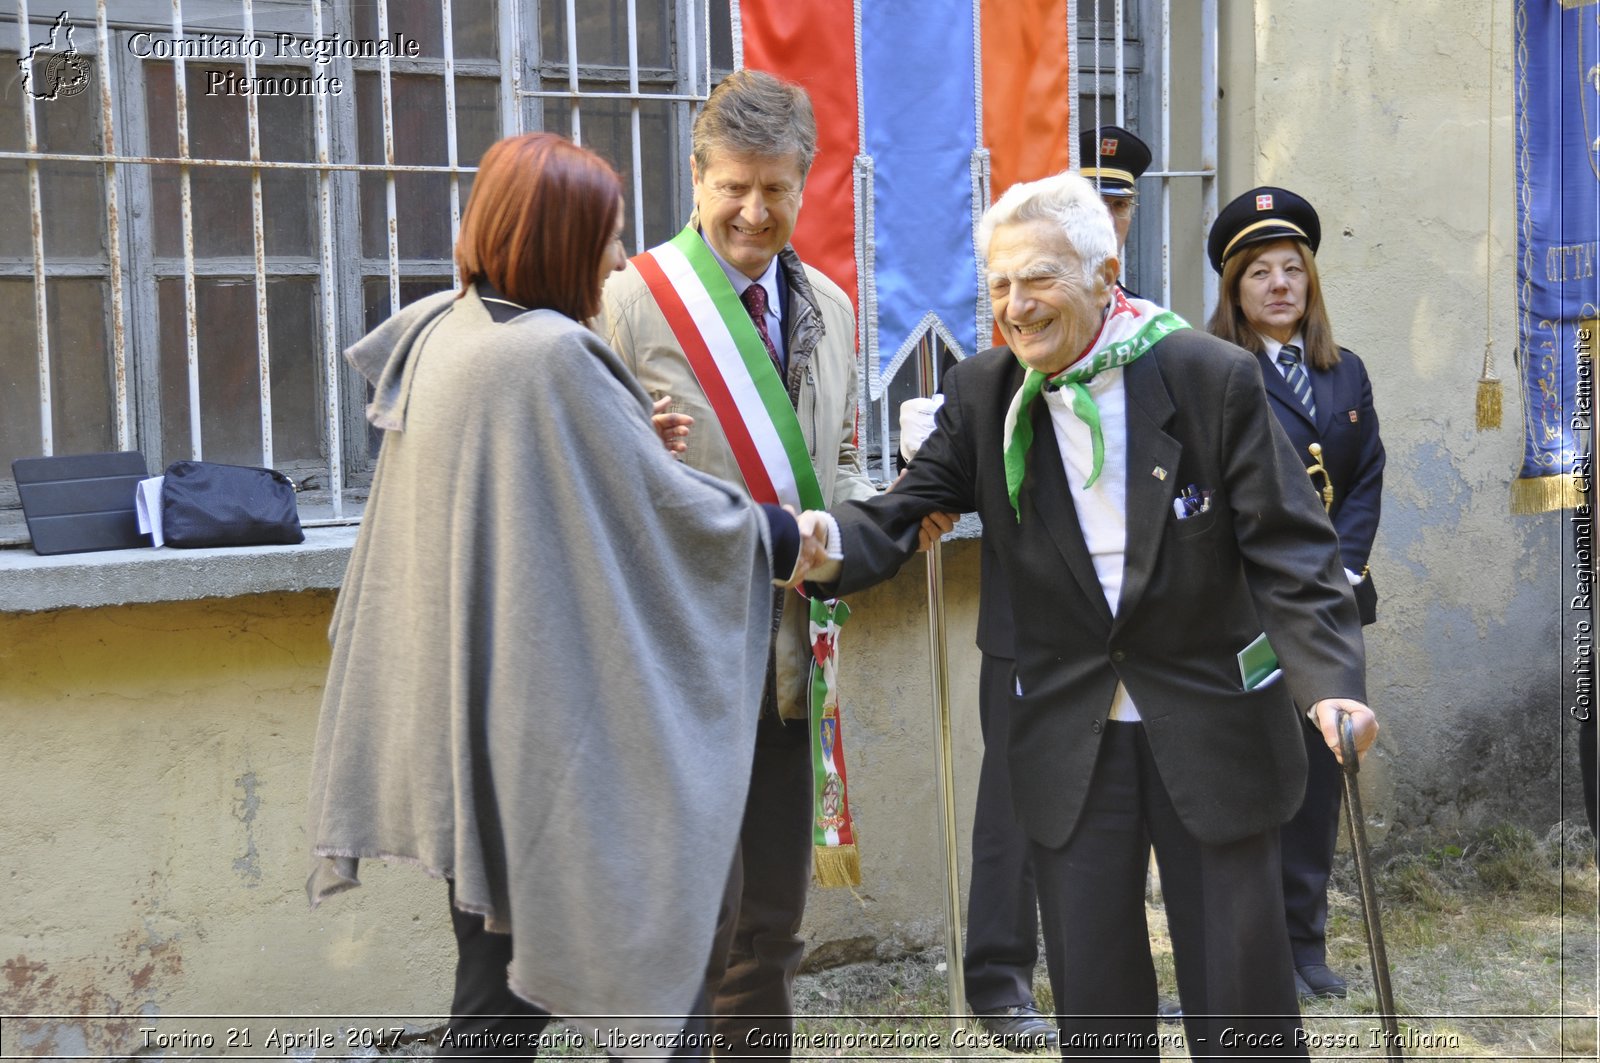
[1001,290,1189,520]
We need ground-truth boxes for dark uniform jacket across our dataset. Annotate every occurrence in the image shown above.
[825,329,1367,848]
[1255,346,1384,595]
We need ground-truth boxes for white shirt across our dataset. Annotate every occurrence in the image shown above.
[1261,332,1307,383]
[1043,366,1141,722]
[707,241,785,363]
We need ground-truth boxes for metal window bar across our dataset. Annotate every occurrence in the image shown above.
[442,0,462,288]
[500,0,522,136]
[565,0,580,142]
[0,150,478,173]
[627,0,645,254]
[170,0,202,459]
[95,0,131,452]
[311,0,344,520]
[242,0,274,468]
[1114,0,1125,126]
[377,0,400,323]
[16,0,52,456]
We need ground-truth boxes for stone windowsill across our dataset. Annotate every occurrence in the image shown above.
[0,513,983,615]
[0,525,362,614]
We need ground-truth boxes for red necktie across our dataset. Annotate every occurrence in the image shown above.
[740,283,782,375]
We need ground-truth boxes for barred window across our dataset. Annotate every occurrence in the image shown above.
[0,0,733,540]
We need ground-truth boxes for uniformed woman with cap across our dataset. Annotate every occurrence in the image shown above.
[1206,186,1386,1004]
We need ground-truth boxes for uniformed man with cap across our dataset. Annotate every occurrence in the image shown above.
[1206,185,1386,1004]
[1079,123,1151,255]
[961,123,1153,1053]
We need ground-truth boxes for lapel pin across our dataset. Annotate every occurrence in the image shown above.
[1152,466,1167,480]
[1349,410,1359,422]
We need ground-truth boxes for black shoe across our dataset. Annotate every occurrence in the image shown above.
[1294,963,1348,1000]
[975,1004,1061,1052]
[1157,999,1183,1023]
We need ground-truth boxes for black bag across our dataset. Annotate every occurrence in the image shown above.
[161,460,305,548]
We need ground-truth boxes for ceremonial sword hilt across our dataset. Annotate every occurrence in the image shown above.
[1307,442,1334,513]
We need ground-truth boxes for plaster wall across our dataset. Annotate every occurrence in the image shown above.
[0,547,987,1048]
[1222,2,1570,832]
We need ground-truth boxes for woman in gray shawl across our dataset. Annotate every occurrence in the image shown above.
[305,133,816,1060]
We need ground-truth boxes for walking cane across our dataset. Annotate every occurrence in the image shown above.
[1337,712,1403,1060]
[914,332,968,1035]
[1310,447,1402,1055]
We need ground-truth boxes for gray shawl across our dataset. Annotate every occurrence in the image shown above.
[306,288,771,1057]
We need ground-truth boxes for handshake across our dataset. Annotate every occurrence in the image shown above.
[776,508,842,590]
[773,505,958,589]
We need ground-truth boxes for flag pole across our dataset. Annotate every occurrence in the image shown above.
[916,331,967,1035]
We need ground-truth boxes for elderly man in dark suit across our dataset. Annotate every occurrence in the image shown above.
[802,171,1377,1055]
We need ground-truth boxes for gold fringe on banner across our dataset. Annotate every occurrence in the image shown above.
[1510,474,1585,514]
[813,843,861,888]
[1475,377,1504,430]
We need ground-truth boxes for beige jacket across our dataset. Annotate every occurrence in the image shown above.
[602,242,877,720]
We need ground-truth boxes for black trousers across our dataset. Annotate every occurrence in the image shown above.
[1030,723,1304,1060]
[1279,719,1343,967]
[702,713,814,1058]
[440,882,713,1060]
[963,652,1042,1011]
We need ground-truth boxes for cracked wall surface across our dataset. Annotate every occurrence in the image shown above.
[0,560,991,1032]
[1228,2,1575,833]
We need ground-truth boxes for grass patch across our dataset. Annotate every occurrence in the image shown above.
[340,821,1599,1060]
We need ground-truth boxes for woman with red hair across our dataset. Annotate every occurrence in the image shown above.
[305,133,817,1057]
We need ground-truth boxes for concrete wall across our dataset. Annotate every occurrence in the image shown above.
[0,547,989,1047]
[1220,1,1570,832]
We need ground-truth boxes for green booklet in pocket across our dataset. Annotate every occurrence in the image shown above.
[1237,632,1281,690]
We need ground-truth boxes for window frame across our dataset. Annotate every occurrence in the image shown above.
[0,0,731,544]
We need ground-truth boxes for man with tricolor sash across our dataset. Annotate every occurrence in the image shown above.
[600,69,875,1056]
[803,171,1379,1053]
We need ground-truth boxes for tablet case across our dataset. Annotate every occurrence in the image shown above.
[12,451,152,555]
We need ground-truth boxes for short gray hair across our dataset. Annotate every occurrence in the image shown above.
[979,172,1118,277]
[692,69,818,178]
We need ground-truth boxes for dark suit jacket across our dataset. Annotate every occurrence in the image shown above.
[1255,347,1384,574]
[826,329,1367,849]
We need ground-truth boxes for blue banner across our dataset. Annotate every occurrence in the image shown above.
[1514,0,1600,512]
[859,3,981,398]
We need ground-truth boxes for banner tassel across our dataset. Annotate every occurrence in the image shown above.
[1475,376,1503,430]
[1510,474,1583,515]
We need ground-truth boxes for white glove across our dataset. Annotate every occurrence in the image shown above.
[899,395,946,463]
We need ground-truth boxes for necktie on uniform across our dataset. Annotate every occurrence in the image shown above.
[1279,343,1316,420]
[740,283,782,375]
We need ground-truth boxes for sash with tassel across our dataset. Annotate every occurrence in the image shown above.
[635,226,863,885]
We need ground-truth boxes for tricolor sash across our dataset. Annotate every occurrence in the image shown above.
[634,227,823,512]
[634,228,862,886]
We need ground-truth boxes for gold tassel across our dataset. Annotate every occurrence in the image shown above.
[1475,377,1503,431]
[1510,474,1585,515]
[812,844,861,888]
